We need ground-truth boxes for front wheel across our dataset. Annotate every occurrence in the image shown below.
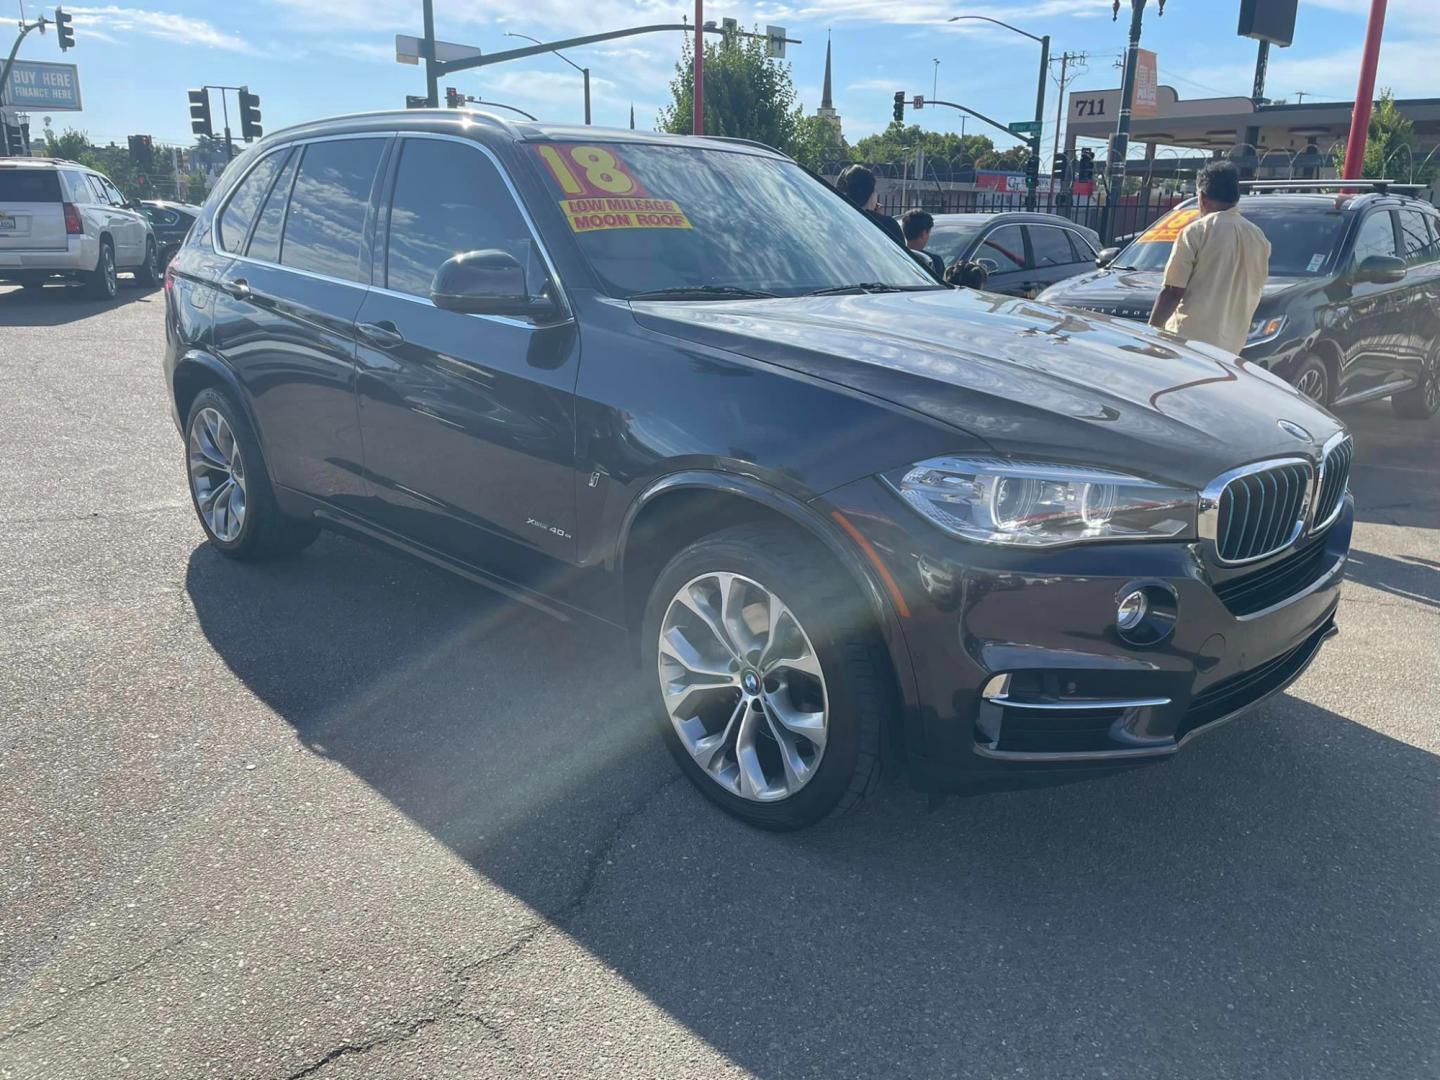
[1289,355,1331,407]
[642,524,886,830]
[185,388,320,560]
[1392,348,1439,420]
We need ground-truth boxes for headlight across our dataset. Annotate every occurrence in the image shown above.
[883,456,1196,547]
[1245,314,1287,345]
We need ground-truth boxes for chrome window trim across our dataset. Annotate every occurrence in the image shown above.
[1198,455,1314,566]
[1308,430,1353,536]
[380,131,571,320]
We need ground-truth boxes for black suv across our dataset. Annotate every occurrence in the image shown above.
[1039,184,1440,419]
[163,112,1353,829]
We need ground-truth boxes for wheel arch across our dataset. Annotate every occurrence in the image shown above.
[171,351,278,491]
[616,471,918,762]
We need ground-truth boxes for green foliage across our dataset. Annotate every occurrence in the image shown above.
[851,122,1029,171]
[1335,88,1438,184]
[37,126,212,202]
[657,29,801,152]
[790,113,850,170]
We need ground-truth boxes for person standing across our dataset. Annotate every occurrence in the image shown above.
[1148,161,1270,354]
[836,164,907,250]
[901,209,947,279]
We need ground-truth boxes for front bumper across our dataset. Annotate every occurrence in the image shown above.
[823,478,1352,792]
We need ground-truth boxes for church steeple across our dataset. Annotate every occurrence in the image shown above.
[820,31,833,111]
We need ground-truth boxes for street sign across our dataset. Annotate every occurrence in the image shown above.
[394,34,483,65]
[1007,119,1042,136]
[766,25,786,58]
[1,60,82,111]
[912,95,924,110]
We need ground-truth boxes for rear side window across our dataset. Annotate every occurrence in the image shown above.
[1067,230,1096,261]
[1397,209,1438,266]
[1028,225,1073,268]
[219,152,285,255]
[247,149,299,264]
[978,225,1027,272]
[86,175,110,204]
[281,138,384,283]
[384,138,538,298]
[0,169,62,201]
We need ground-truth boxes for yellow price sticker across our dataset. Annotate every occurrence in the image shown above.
[1138,207,1200,244]
[561,197,693,233]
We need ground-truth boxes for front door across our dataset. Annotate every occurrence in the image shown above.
[1026,224,1081,295]
[1335,208,1407,400]
[353,134,579,591]
[973,223,1029,295]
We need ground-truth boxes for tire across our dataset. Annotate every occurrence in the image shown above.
[1392,347,1439,420]
[185,387,321,561]
[86,240,117,300]
[132,239,160,288]
[642,523,886,830]
[1289,355,1330,407]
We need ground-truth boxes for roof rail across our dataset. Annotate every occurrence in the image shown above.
[1241,179,1427,195]
[0,156,84,165]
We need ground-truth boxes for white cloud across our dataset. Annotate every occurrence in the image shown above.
[69,5,253,51]
[1206,37,1439,102]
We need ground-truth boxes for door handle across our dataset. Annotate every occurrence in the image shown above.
[357,320,405,349]
[222,278,251,301]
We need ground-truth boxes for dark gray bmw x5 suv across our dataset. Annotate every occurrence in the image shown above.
[162,111,1353,829]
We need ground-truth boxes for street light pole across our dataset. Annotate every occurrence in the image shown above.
[948,15,1048,210]
[1342,0,1388,182]
[506,32,592,124]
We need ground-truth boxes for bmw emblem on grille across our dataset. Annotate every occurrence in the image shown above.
[1278,419,1312,442]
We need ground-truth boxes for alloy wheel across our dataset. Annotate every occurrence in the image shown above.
[658,572,828,802]
[1295,365,1326,404]
[188,407,247,542]
[102,247,116,295]
[1424,353,1439,413]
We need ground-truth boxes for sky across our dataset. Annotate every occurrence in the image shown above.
[1,0,1435,154]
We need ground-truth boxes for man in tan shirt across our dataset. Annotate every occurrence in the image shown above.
[1148,161,1270,354]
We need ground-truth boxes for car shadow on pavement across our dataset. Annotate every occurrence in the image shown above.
[185,531,1440,1078]
[1346,548,1440,610]
[0,282,161,326]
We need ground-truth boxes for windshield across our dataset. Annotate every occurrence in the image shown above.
[1113,203,1348,276]
[528,141,939,298]
[927,223,986,266]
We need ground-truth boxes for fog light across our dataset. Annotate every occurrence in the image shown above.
[1117,589,1148,631]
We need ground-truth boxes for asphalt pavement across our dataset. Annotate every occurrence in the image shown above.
[1,281,1437,1080]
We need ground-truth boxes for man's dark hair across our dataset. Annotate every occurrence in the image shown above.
[901,209,934,242]
[944,260,988,289]
[836,164,877,208]
[1198,161,1241,206]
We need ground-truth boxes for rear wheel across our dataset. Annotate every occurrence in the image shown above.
[86,240,117,300]
[642,524,886,830]
[1392,347,1439,420]
[185,387,320,560]
[1290,355,1330,407]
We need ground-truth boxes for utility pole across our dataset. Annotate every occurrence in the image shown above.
[1098,0,1162,244]
[693,0,704,135]
[1050,51,1087,186]
[219,88,233,161]
[1342,0,1387,182]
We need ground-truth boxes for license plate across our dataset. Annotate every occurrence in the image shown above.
[0,217,15,230]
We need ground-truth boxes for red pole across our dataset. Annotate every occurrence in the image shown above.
[692,0,704,135]
[1341,0,1387,180]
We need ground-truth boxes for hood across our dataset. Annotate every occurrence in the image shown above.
[1039,268,1308,318]
[630,289,1343,490]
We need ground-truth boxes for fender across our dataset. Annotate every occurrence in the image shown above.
[615,469,922,745]
[170,348,279,492]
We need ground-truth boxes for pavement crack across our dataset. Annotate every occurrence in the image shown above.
[281,1013,445,1080]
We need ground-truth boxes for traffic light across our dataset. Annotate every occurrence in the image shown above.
[1051,152,1067,180]
[238,87,262,141]
[892,91,905,124]
[127,134,154,167]
[1024,154,1040,189]
[188,89,213,138]
[54,6,74,51]
[445,86,462,108]
[1077,147,1095,183]
[2,119,26,156]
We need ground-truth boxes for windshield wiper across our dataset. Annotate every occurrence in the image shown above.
[627,285,778,301]
[802,282,928,296]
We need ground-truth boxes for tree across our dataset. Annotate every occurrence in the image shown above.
[42,126,89,161]
[1336,87,1437,185]
[790,113,849,170]
[851,122,1024,172]
[658,29,801,153]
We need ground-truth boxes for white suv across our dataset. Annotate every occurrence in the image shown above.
[0,157,158,299]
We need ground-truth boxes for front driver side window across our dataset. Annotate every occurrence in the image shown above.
[385,138,542,299]
[1351,210,1398,267]
[977,225,1026,273]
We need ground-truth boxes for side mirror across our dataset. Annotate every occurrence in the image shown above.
[1353,253,1406,285]
[431,249,557,318]
[1096,246,1121,268]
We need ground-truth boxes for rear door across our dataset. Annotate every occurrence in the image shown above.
[353,134,579,585]
[0,167,66,252]
[98,176,146,265]
[1395,206,1440,381]
[210,136,388,512]
[972,223,1029,295]
[1026,224,1083,293]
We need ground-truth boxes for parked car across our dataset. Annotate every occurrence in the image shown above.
[139,199,200,267]
[925,212,1101,297]
[0,156,158,298]
[1039,183,1440,419]
[164,112,1353,830]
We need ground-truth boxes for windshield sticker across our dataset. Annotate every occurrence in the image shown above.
[535,144,648,198]
[1307,253,1325,272]
[561,196,693,233]
[1138,208,1200,244]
